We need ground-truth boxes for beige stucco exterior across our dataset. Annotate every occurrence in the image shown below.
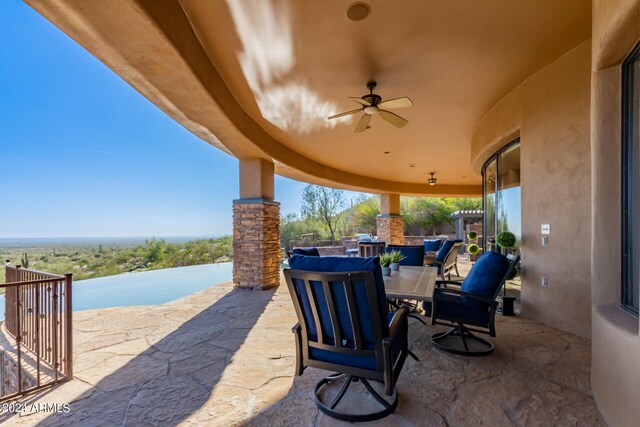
[472,41,593,338]
[590,1,640,426]
[239,158,275,200]
[380,193,401,215]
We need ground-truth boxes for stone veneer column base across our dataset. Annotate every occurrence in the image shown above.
[233,198,280,290]
[376,214,404,245]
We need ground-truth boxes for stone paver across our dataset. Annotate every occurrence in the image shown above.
[0,260,604,426]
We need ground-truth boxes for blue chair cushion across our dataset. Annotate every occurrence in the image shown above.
[385,245,424,266]
[424,239,443,252]
[434,292,490,324]
[308,312,403,371]
[460,251,510,309]
[292,247,320,257]
[434,239,462,262]
[288,255,389,346]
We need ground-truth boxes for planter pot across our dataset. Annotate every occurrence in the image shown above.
[390,263,400,271]
[382,267,391,276]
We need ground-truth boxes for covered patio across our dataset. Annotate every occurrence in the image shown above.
[2,260,602,426]
[14,0,640,424]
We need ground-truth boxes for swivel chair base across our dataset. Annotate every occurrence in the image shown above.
[314,373,398,422]
[431,324,494,356]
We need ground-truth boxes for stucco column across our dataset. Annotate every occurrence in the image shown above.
[233,158,280,290]
[377,193,404,245]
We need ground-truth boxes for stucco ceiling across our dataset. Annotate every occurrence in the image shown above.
[26,0,591,195]
[178,0,590,187]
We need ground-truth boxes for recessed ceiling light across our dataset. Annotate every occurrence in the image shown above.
[346,2,371,21]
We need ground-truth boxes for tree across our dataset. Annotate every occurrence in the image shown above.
[301,185,347,245]
[280,213,321,248]
[402,197,458,236]
[452,198,483,211]
[350,195,380,235]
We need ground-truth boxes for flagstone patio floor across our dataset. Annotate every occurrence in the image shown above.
[2,260,603,426]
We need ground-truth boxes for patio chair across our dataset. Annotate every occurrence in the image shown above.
[358,241,386,257]
[385,245,425,266]
[423,238,444,256]
[430,252,520,356]
[426,240,464,280]
[285,255,410,422]
[292,247,321,256]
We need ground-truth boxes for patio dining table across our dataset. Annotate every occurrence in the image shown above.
[383,266,438,314]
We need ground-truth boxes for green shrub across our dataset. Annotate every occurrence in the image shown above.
[497,231,517,248]
[467,244,480,255]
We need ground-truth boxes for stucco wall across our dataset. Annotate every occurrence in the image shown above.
[590,1,640,426]
[472,40,592,338]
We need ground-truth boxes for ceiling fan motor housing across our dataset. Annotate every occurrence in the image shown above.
[363,94,382,106]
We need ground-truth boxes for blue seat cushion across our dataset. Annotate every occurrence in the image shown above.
[292,247,320,257]
[424,239,443,252]
[308,312,403,371]
[435,240,462,262]
[434,292,490,324]
[460,251,510,309]
[385,245,425,266]
[288,255,389,345]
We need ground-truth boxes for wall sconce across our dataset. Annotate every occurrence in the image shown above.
[428,172,437,186]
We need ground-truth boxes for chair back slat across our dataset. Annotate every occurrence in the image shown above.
[343,283,363,350]
[358,242,386,257]
[303,279,326,345]
[321,280,342,346]
[444,242,464,269]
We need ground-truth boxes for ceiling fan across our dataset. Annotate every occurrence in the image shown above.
[327,81,413,133]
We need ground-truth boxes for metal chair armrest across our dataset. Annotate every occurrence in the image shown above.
[433,287,498,306]
[385,306,409,342]
[435,280,463,287]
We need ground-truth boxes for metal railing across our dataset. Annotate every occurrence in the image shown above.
[1,263,72,401]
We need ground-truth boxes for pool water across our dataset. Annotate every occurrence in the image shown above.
[0,262,233,320]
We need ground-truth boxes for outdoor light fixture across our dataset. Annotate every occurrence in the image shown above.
[428,172,437,186]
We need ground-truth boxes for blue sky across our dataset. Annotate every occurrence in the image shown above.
[0,1,362,238]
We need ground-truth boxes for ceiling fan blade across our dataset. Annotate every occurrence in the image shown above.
[327,109,362,120]
[377,96,413,109]
[355,114,371,133]
[378,110,408,128]
[349,97,371,107]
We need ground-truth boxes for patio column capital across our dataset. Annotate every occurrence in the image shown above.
[239,158,274,200]
[380,193,400,215]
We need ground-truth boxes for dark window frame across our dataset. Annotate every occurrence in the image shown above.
[621,41,640,316]
[481,138,520,253]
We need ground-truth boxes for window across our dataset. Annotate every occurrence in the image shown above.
[482,139,521,254]
[622,42,640,315]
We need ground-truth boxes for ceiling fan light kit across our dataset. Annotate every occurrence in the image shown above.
[327,81,413,132]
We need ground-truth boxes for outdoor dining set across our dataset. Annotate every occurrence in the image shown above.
[284,238,519,422]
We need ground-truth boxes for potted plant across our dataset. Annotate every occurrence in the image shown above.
[496,231,518,280]
[379,253,393,276]
[467,243,480,262]
[388,250,406,271]
[496,231,516,251]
